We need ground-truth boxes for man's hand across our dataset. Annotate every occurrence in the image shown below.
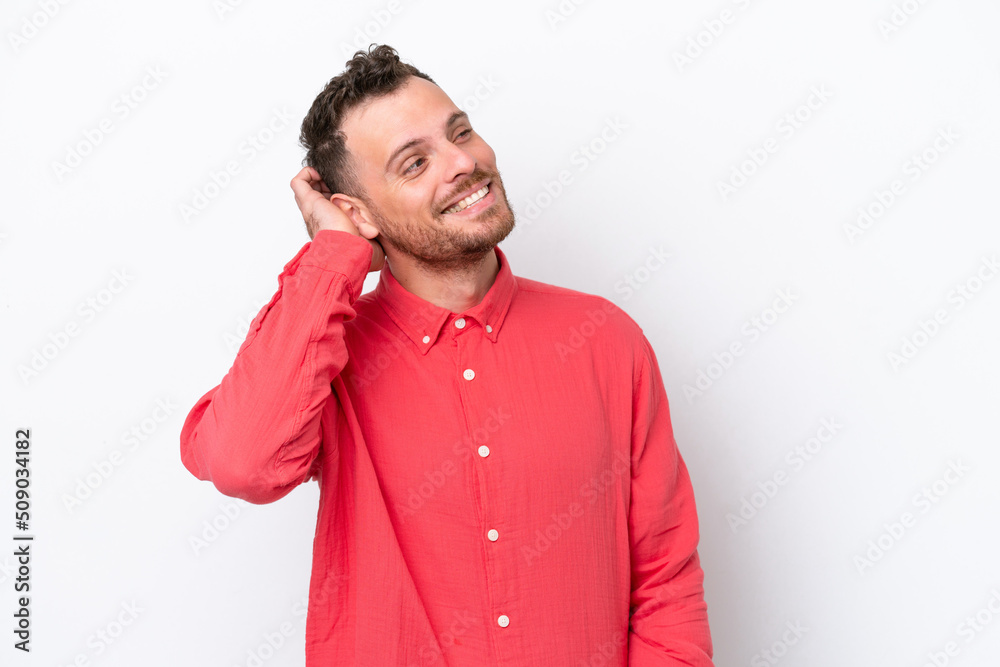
[290,166,385,272]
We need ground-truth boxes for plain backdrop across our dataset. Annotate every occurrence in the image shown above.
[2,1,999,665]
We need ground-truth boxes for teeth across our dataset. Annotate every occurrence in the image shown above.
[444,185,489,214]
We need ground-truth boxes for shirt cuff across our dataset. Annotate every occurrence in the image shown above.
[299,229,375,302]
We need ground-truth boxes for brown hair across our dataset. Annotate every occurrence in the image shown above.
[299,44,435,199]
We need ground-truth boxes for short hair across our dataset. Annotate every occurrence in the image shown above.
[298,44,435,199]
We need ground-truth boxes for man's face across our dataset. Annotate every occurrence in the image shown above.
[340,76,516,271]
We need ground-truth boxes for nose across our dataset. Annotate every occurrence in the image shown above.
[441,140,477,184]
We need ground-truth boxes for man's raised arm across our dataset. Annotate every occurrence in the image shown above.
[179,167,383,504]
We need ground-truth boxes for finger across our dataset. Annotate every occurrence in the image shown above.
[290,175,311,201]
[313,182,331,197]
[291,165,314,183]
[291,172,323,200]
[291,166,324,193]
[290,169,311,197]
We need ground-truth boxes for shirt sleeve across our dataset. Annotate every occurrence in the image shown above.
[628,333,714,666]
[179,229,373,504]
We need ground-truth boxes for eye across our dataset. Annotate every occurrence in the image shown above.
[456,128,472,140]
[404,157,426,174]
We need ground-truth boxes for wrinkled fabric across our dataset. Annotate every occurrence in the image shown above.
[180,229,713,666]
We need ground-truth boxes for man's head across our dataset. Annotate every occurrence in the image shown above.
[300,44,431,201]
[299,44,515,271]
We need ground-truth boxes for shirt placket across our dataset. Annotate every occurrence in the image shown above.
[451,313,510,666]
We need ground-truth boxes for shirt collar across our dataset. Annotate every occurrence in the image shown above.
[374,245,518,354]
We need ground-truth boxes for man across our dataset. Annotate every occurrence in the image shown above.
[180,44,713,666]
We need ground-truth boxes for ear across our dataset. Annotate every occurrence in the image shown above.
[329,194,381,241]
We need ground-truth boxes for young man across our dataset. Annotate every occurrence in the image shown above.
[180,44,714,666]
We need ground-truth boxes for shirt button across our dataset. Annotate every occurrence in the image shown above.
[486,325,493,333]
[455,318,466,329]
[477,445,490,458]
[422,335,430,344]
[463,369,475,381]
[487,529,499,541]
[497,615,509,628]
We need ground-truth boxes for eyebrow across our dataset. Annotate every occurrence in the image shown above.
[384,110,470,173]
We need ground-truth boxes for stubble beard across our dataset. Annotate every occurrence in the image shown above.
[368,170,517,274]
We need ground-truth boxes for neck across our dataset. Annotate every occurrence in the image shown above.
[386,249,500,314]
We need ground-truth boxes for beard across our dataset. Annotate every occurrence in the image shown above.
[366,167,517,273]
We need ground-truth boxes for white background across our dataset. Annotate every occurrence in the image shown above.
[2,0,999,665]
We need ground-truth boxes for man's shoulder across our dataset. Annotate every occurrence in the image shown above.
[512,274,644,340]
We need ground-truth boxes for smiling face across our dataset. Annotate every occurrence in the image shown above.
[340,76,516,271]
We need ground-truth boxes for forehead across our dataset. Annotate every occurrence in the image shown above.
[341,76,460,173]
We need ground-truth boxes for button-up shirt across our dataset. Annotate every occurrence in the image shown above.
[180,229,713,666]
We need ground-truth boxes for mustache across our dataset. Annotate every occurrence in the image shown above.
[438,168,495,212]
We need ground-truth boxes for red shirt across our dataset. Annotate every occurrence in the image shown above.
[180,229,713,666]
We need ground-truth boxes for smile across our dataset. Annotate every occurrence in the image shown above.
[443,185,490,214]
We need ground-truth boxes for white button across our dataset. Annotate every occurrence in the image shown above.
[486,325,493,333]
[487,529,499,541]
[422,335,430,344]
[478,445,490,458]
[497,615,509,628]
[455,318,466,329]
[463,369,475,381]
